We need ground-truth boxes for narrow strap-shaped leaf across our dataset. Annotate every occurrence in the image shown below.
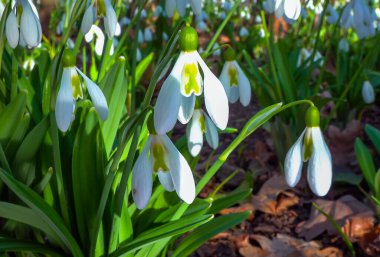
[0,238,65,257]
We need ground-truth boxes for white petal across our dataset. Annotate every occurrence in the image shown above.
[104,0,117,38]
[144,27,153,42]
[284,0,301,21]
[264,0,275,13]
[55,68,75,132]
[161,135,195,204]
[81,5,95,35]
[6,12,19,49]
[186,110,203,157]
[229,87,239,103]
[235,62,251,106]
[275,0,285,18]
[196,52,229,130]
[176,0,187,17]
[284,129,305,187]
[204,111,219,149]
[165,0,176,17]
[132,138,153,209]
[307,127,332,197]
[178,94,195,124]
[158,171,175,192]
[189,0,201,15]
[362,81,375,104]
[20,4,40,47]
[76,68,108,120]
[219,62,231,100]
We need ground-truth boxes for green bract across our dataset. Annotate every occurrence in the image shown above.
[179,26,198,52]
[305,106,320,128]
[62,49,76,68]
[223,47,236,61]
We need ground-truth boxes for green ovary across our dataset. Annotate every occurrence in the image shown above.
[71,74,83,100]
[228,66,238,87]
[152,142,169,173]
[183,63,201,95]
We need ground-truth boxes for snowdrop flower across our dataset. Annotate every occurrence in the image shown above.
[219,47,251,106]
[212,42,221,57]
[136,48,142,62]
[362,81,375,104]
[85,25,114,56]
[55,50,108,132]
[144,27,153,42]
[81,0,117,38]
[341,0,375,38]
[154,26,229,135]
[154,5,164,17]
[285,106,332,196]
[138,30,144,44]
[196,20,208,31]
[306,0,323,15]
[239,27,249,38]
[5,0,42,49]
[326,4,339,24]
[132,118,195,209]
[338,38,350,53]
[165,0,202,17]
[186,105,219,156]
[264,0,301,22]
[297,48,323,68]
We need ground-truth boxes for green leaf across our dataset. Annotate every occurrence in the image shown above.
[0,201,62,246]
[0,169,84,257]
[12,116,49,184]
[0,238,64,256]
[5,112,30,158]
[365,125,380,156]
[375,170,380,200]
[208,189,252,214]
[72,109,106,250]
[110,214,213,257]
[100,59,128,155]
[355,138,377,192]
[135,53,154,84]
[0,92,26,146]
[172,212,250,257]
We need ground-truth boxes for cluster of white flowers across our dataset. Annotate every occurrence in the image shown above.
[263,0,301,23]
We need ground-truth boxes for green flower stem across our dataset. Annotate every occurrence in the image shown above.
[204,0,241,56]
[11,55,18,101]
[261,11,283,101]
[73,33,84,56]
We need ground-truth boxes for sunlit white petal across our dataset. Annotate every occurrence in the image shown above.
[284,129,305,187]
[6,12,19,48]
[187,110,203,157]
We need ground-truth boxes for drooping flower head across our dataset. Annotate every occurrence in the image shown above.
[154,26,229,135]
[341,0,375,39]
[219,47,251,107]
[5,0,42,49]
[55,49,108,132]
[362,81,375,104]
[165,0,202,18]
[284,106,332,196]
[263,0,301,23]
[186,100,219,157]
[132,115,196,209]
[81,0,117,38]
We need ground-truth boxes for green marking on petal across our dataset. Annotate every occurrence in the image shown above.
[152,142,169,173]
[199,113,207,133]
[183,63,201,96]
[228,66,238,87]
[303,129,313,161]
[71,73,83,100]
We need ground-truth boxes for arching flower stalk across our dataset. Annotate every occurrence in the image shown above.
[5,0,42,49]
[219,47,251,107]
[284,106,332,197]
[132,116,196,209]
[81,0,117,38]
[154,26,229,135]
[55,49,108,132]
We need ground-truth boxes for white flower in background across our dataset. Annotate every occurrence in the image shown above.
[326,4,339,24]
[338,38,350,52]
[212,42,221,57]
[5,0,42,49]
[186,107,219,156]
[219,47,251,106]
[219,10,226,19]
[301,7,308,19]
[306,0,323,14]
[196,20,208,31]
[297,48,323,68]
[362,81,375,104]
[85,25,115,56]
[119,17,131,27]
[264,0,301,22]
[341,0,375,39]
[132,126,195,209]
[136,48,142,62]
[154,5,164,17]
[165,0,202,17]
[55,50,108,132]
[144,27,153,42]
[154,26,229,135]
[81,0,117,38]
[285,106,332,197]
[138,30,144,44]
[239,27,249,38]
